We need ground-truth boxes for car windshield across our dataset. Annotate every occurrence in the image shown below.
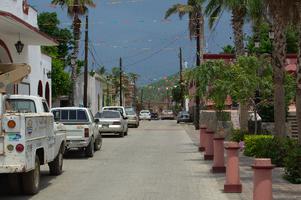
[52,109,89,122]
[126,110,136,115]
[104,107,123,115]
[5,99,36,113]
[96,111,120,119]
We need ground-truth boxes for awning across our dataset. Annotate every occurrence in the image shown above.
[0,11,57,46]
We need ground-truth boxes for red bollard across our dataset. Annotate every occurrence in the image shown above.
[212,137,226,173]
[204,130,214,160]
[199,126,207,152]
[252,158,274,200]
[224,142,242,193]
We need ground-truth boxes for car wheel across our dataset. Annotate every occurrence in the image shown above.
[49,146,63,176]
[22,156,40,195]
[119,131,124,137]
[85,138,95,157]
[94,135,102,151]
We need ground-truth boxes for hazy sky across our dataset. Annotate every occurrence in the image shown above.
[29,0,238,85]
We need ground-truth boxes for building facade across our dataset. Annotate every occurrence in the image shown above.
[75,73,107,115]
[0,0,56,106]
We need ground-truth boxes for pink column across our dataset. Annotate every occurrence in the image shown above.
[212,137,226,173]
[204,130,214,160]
[224,142,242,193]
[252,158,274,200]
[199,126,207,152]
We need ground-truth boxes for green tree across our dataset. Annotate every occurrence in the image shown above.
[51,0,95,106]
[165,0,206,129]
[221,45,235,54]
[38,12,72,99]
[206,0,251,130]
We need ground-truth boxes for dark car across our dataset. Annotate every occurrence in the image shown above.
[151,112,159,120]
[177,111,190,123]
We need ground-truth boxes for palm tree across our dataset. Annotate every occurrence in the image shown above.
[165,0,206,130]
[264,0,295,137]
[51,0,95,106]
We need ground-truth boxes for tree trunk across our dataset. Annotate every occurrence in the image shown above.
[70,15,81,106]
[232,8,248,131]
[296,1,301,144]
[194,12,205,130]
[272,13,287,137]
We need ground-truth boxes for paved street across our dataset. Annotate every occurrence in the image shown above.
[0,120,239,200]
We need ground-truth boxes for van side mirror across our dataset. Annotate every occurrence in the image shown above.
[94,118,100,123]
[123,116,128,120]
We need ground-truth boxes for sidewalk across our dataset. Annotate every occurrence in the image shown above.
[183,124,301,200]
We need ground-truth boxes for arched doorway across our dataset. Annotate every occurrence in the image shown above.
[38,81,43,97]
[45,82,50,106]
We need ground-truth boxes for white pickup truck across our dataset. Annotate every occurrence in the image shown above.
[0,95,66,195]
[51,107,102,157]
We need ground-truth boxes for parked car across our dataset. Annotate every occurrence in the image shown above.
[95,110,128,137]
[151,112,159,120]
[125,109,139,128]
[51,107,102,157]
[160,110,175,120]
[177,111,191,123]
[139,110,151,120]
[1,95,66,195]
[102,106,127,118]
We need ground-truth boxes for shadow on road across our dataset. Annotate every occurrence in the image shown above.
[0,170,62,199]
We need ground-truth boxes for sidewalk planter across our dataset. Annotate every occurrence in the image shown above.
[212,137,226,173]
[252,158,274,200]
[224,142,242,193]
[199,126,207,152]
[200,110,217,132]
[204,130,214,160]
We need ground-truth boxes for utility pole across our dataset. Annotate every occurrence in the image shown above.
[140,88,144,110]
[119,57,123,106]
[179,47,184,109]
[83,15,89,107]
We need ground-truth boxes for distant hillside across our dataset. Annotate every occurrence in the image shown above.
[139,74,179,103]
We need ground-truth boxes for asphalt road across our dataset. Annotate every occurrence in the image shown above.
[0,120,234,200]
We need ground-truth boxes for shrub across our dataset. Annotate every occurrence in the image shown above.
[243,135,274,157]
[284,143,301,184]
[229,129,247,142]
[254,137,291,166]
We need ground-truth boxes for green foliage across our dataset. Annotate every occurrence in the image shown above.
[284,143,301,184]
[230,129,247,142]
[38,12,73,98]
[221,45,235,54]
[243,135,273,157]
[257,102,274,122]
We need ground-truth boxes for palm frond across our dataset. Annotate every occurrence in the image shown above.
[165,4,193,19]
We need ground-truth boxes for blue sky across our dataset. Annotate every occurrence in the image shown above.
[29,0,237,85]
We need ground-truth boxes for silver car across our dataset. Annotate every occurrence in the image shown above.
[126,109,139,128]
[95,110,128,137]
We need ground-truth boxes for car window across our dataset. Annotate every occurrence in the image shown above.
[98,111,120,118]
[5,99,36,113]
[42,101,50,112]
[126,110,136,115]
[104,107,123,115]
[51,109,89,122]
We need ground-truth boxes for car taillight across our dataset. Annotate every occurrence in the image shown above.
[84,128,89,138]
[113,122,121,125]
[7,120,16,128]
[16,144,24,153]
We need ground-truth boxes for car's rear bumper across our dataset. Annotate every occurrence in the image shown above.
[99,125,123,133]
[66,139,90,149]
[0,164,26,173]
